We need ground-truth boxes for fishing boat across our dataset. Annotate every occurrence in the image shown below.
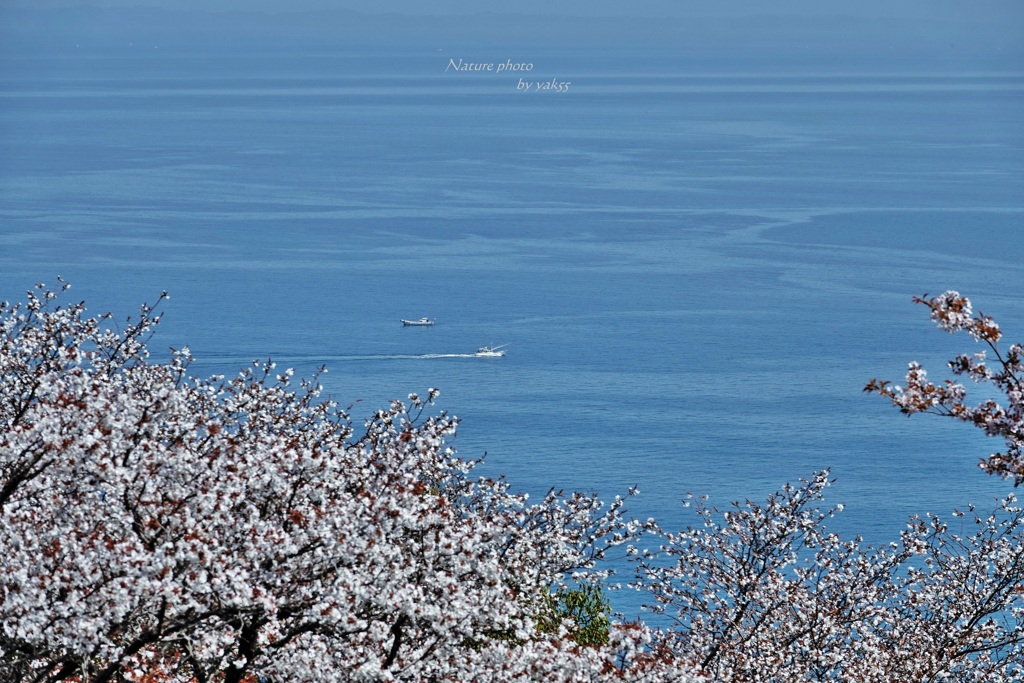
[401,317,435,326]
[474,344,508,357]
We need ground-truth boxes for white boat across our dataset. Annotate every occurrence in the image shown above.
[474,344,508,357]
[401,317,435,326]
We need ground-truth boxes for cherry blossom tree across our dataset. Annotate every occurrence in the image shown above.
[3,283,1022,682]
[630,473,1024,682]
[865,290,1024,485]
[626,291,1024,681]
[0,282,696,683]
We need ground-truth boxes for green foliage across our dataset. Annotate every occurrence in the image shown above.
[539,583,611,647]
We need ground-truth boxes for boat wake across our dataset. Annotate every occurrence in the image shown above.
[323,353,497,361]
[189,353,501,368]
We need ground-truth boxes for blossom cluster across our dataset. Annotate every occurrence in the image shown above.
[865,290,1024,484]
[0,283,696,682]
[2,284,1022,682]
[630,472,1024,682]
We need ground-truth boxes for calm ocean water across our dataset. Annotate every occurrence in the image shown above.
[2,47,1023,614]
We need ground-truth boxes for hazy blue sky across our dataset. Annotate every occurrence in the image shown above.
[1,0,1021,22]
[2,0,1020,64]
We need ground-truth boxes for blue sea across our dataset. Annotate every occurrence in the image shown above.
[1,47,1023,615]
